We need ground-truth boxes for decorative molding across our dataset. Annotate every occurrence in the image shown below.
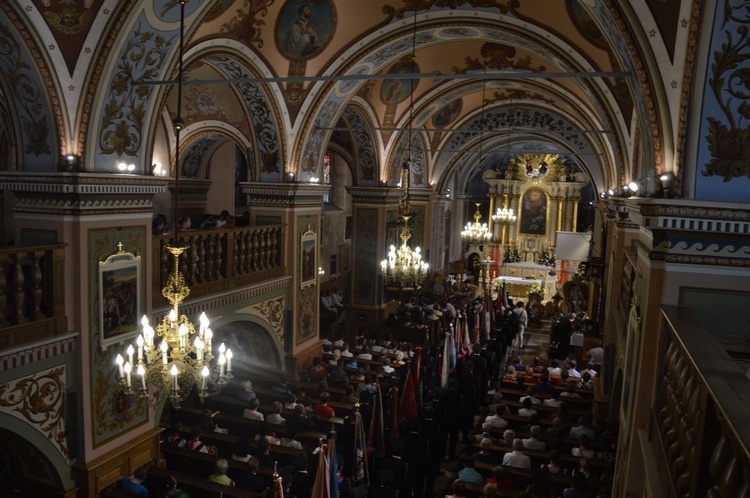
[240,182,329,207]
[0,364,68,460]
[250,296,286,347]
[346,186,402,205]
[0,334,76,372]
[153,276,292,323]
[0,172,168,193]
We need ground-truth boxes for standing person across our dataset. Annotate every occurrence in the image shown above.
[402,419,430,498]
[440,378,464,460]
[513,302,528,353]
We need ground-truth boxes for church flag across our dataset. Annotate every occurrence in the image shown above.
[368,385,385,456]
[441,325,451,388]
[354,410,369,484]
[399,367,418,422]
[311,442,330,498]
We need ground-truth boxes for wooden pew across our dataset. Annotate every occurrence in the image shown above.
[148,466,271,498]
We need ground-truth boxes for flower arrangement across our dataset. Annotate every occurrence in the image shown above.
[538,249,555,267]
[503,247,520,263]
[529,283,545,298]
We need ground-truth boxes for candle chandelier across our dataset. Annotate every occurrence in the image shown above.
[381,160,429,291]
[113,0,231,409]
[379,11,429,292]
[461,203,491,246]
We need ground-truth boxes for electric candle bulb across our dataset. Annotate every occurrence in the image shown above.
[195,337,204,361]
[124,361,132,387]
[178,323,188,349]
[171,364,178,391]
[168,309,177,323]
[225,349,233,373]
[218,353,226,377]
[137,364,146,391]
[136,335,144,360]
[201,366,209,390]
[199,312,209,337]
[115,354,124,379]
[161,340,169,365]
[219,343,226,355]
[126,344,134,366]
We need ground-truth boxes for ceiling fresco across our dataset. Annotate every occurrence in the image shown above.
[0,0,733,199]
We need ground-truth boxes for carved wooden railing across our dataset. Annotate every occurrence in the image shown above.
[0,244,67,348]
[152,225,286,308]
[653,306,750,498]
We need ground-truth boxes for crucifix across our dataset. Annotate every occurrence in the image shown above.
[117,242,124,252]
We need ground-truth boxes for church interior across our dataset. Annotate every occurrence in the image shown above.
[0,0,749,497]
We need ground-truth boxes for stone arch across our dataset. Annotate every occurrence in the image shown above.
[340,105,380,186]
[210,319,284,376]
[0,415,73,492]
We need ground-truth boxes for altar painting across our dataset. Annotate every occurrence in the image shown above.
[520,187,547,235]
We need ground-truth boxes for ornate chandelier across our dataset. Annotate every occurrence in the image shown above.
[380,160,429,291]
[113,0,230,409]
[462,203,491,246]
[492,207,517,224]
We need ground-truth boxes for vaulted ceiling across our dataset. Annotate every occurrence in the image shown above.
[0,0,702,196]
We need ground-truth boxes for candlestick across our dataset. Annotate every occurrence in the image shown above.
[201,366,209,390]
[199,312,209,338]
[218,353,226,377]
[136,335,144,361]
[171,364,178,391]
[124,361,132,387]
[161,340,169,365]
[137,364,146,391]
[115,354,124,379]
[204,328,212,351]
[195,337,204,361]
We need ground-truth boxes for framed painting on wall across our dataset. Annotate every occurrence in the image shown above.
[99,246,142,350]
[300,226,317,288]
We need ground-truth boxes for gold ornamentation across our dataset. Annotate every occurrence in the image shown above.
[0,365,68,460]
[251,296,285,346]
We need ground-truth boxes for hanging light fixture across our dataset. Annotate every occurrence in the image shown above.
[462,203,491,246]
[113,0,230,410]
[380,10,429,291]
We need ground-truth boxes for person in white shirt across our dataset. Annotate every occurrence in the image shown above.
[243,398,264,421]
[513,302,528,352]
[518,397,538,417]
[567,360,582,379]
[569,417,596,441]
[502,439,531,469]
[266,401,286,425]
[279,428,303,450]
[588,340,604,368]
[543,392,562,408]
[356,348,372,360]
[522,425,547,451]
[547,359,562,376]
[381,357,395,373]
[484,407,508,429]
[571,434,595,458]
[340,343,354,358]
[519,387,541,405]
[580,362,598,378]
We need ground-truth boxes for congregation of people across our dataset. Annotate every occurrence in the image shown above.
[119,287,613,498]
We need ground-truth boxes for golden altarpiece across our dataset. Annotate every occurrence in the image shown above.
[483,154,587,300]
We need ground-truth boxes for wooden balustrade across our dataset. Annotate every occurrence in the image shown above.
[152,225,286,308]
[652,306,750,498]
[0,244,67,347]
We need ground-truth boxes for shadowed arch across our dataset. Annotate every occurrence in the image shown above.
[211,319,284,376]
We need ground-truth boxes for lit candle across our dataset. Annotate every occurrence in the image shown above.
[204,328,212,351]
[219,342,226,355]
[126,344,134,366]
[137,364,146,391]
[218,353,226,377]
[168,309,177,323]
[171,364,178,391]
[195,337,204,361]
[161,340,169,365]
[124,361,132,387]
[201,366,209,390]
[178,323,188,349]
[199,312,209,338]
[115,354,124,379]
[225,348,233,374]
[136,335,144,361]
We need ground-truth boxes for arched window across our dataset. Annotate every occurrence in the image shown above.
[322,151,332,203]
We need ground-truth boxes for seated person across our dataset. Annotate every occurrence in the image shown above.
[119,466,149,497]
[243,398,264,421]
[208,459,234,487]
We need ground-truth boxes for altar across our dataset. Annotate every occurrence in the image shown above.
[495,262,557,302]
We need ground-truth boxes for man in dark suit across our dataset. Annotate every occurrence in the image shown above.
[402,419,430,498]
[287,404,317,431]
[421,406,442,497]
[235,456,270,492]
[375,437,408,489]
[255,438,276,469]
[290,455,314,498]
[440,378,463,460]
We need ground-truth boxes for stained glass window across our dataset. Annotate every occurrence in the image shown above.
[322,151,332,203]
